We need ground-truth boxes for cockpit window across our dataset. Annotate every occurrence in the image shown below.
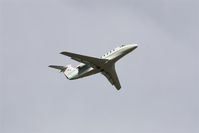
[120,45,125,47]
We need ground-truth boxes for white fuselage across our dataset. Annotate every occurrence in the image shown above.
[64,44,138,80]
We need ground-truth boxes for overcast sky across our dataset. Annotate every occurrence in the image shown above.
[1,0,199,133]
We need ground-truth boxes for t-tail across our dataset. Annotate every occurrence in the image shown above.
[48,65,78,80]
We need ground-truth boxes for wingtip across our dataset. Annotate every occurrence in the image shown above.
[60,52,64,55]
[116,87,121,91]
[48,65,54,68]
[114,85,121,91]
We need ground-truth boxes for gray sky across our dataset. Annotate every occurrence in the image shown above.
[1,0,199,133]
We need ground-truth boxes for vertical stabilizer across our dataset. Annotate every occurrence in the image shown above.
[63,65,78,80]
[49,64,78,80]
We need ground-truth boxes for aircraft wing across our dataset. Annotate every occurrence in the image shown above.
[60,51,108,68]
[102,65,121,90]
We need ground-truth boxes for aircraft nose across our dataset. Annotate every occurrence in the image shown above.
[128,44,138,50]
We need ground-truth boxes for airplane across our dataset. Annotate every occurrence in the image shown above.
[49,44,138,90]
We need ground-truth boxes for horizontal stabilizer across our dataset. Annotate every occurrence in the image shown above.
[48,65,67,72]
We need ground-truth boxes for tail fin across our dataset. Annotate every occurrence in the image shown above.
[49,65,78,79]
[63,65,78,79]
[48,65,67,72]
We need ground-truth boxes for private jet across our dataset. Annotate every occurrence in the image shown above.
[49,44,138,90]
